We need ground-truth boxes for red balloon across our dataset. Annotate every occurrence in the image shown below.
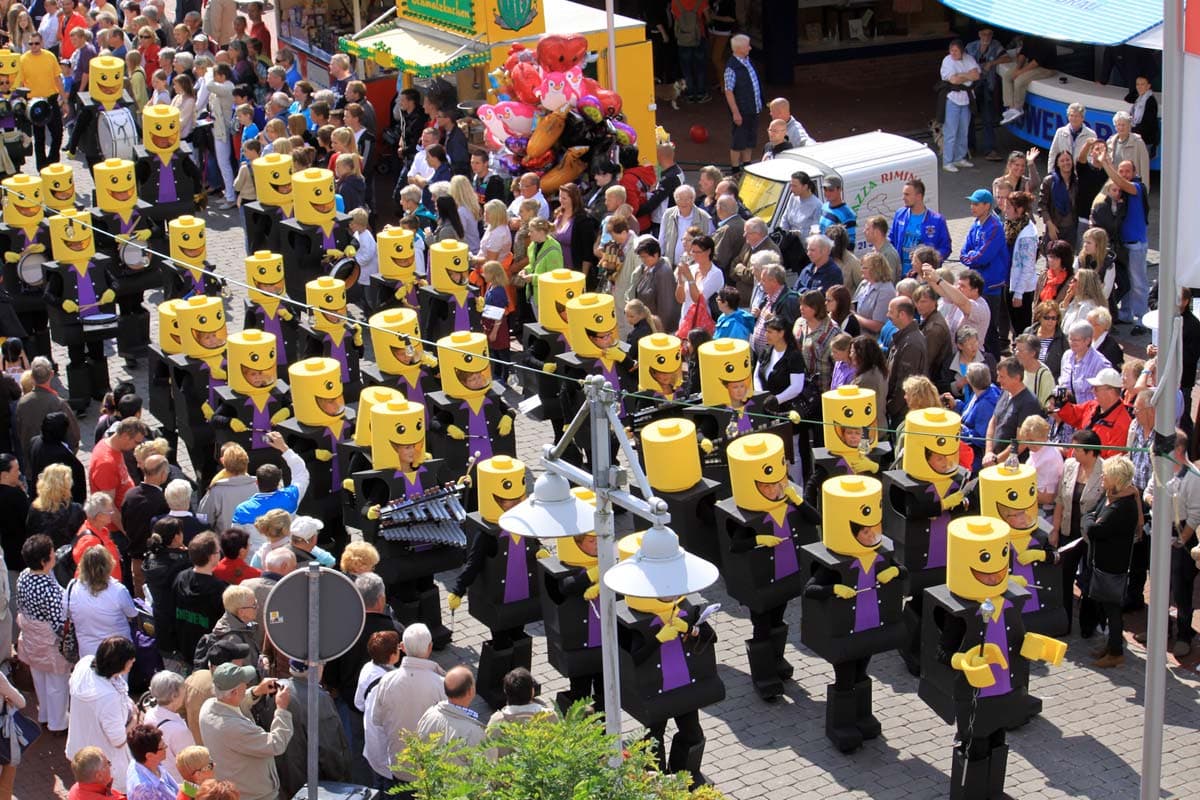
[689,124,709,144]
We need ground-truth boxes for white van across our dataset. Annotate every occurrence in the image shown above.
[738,131,939,256]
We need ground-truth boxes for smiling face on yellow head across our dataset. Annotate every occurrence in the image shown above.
[353,386,405,446]
[727,432,789,513]
[288,357,345,427]
[822,475,884,558]
[244,250,285,306]
[639,333,683,396]
[478,455,528,524]
[293,168,336,227]
[41,164,76,212]
[437,331,492,400]
[565,292,618,358]
[143,104,180,159]
[368,308,424,374]
[157,299,186,356]
[227,329,278,396]
[88,55,125,110]
[429,239,470,300]
[2,174,43,229]
[168,215,207,269]
[175,295,227,361]
[698,338,753,408]
[306,276,347,335]
[0,49,19,82]
[537,269,585,333]
[640,418,701,493]
[369,399,426,471]
[377,226,416,282]
[48,209,95,264]
[93,158,138,216]
[947,517,1011,601]
[822,385,877,456]
[901,408,962,484]
[252,153,293,210]
[980,463,1039,542]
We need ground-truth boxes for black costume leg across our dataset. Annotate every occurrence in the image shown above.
[769,623,792,680]
[826,662,864,753]
[65,342,92,411]
[900,594,924,675]
[417,583,451,650]
[851,659,881,740]
[477,626,528,711]
[746,606,786,701]
[644,721,668,772]
[666,711,707,787]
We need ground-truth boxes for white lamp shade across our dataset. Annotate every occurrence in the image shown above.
[604,523,720,598]
[498,472,596,539]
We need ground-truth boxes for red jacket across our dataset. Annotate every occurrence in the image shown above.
[1057,399,1133,459]
[621,164,658,232]
[213,557,261,585]
[73,521,123,581]
[68,782,126,800]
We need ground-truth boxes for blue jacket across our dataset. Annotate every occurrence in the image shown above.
[888,207,952,261]
[714,308,755,341]
[960,214,1010,296]
[958,383,1002,467]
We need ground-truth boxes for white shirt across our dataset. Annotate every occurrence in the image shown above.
[353,228,378,282]
[782,192,822,234]
[1030,446,1065,498]
[408,149,434,183]
[37,13,59,48]
[672,209,695,265]
[508,190,551,220]
[940,53,980,106]
[356,661,392,779]
[678,263,725,323]
[68,578,139,658]
[477,224,512,260]
[143,705,195,783]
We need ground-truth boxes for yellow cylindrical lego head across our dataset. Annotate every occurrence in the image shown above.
[244,251,285,306]
[980,463,1039,541]
[901,408,962,484]
[698,338,753,408]
[142,104,181,159]
[638,333,683,396]
[48,209,95,264]
[429,239,470,300]
[93,158,138,217]
[727,433,789,513]
[353,386,405,447]
[640,418,701,493]
[2,174,43,229]
[252,153,293,211]
[227,329,278,396]
[175,295,227,361]
[293,168,336,227]
[377,226,416,282]
[565,292,619,359]
[437,331,491,400]
[557,488,598,567]
[821,475,884,558]
[368,308,424,374]
[306,276,347,335]
[88,55,125,110]
[168,215,207,268]
[369,399,426,472]
[822,385,878,456]
[288,357,345,427]
[536,268,585,333]
[617,531,644,561]
[0,49,18,78]
[40,164,76,212]
[157,299,186,356]
[947,516,1012,601]
[477,455,528,524]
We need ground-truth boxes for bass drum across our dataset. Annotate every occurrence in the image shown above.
[15,251,46,291]
[24,98,51,127]
[329,256,360,289]
[98,107,137,161]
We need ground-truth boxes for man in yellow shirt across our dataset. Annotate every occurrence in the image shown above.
[19,34,65,170]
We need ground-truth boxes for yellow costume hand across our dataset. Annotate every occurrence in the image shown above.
[951,652,998,689]
[420,352,438,369]
[655,625,680,643]
[1010,574,1028,588]
[755,535,784,548]
[278,308,294,321]
[3,253,17,264]
[833,584,857,600]
[699,438,714,454]
[475,296,486,313]
[62,299,79,313]
[326,249,344,260]
[270,407,291,424]
[788,410,802,424]
[314,449,333,462]
[352,326,363,348]
[1020,632,1067,666]
[606,347,626,363]
[1017,549,1046,565]
[542,362,557,374]
[27,243,45,253]
[447,425,466,441]
[447,593,462,611]
[877,566,900,584]
[784,484,804,506]
[133,230,151,242]
[585,565,600,583]
[940,491,965,511]
[583,583,600,601]
[99,289,116,305]
[345,245,357,258]
[201,402,214,421]
[498,415,513,436]
[229,418,248,433]
[341,479,355,493]
[366,504,380,520]
[850,457,880,474]
[535,548,551,560]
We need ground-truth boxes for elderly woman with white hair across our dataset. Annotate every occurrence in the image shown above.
[163,478,207,542]
[1057,319,1112,406]
[1106,110,1151,192]
[142,670,195,782]
[209,584,262,667]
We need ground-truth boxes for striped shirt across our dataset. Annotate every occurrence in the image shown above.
[820,202,857,247]
[1057,347,1112,405]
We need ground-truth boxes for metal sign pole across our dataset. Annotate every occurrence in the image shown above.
[306,561,320,800]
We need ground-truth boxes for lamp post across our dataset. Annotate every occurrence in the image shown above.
[500,375,676,750]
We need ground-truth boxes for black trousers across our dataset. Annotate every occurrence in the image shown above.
[646,710,703,770]
[833,657,870,689]
[750,604,786,640]
[1100,600,1124,655]
[1173,543,1198,642]
[32,102,63,171]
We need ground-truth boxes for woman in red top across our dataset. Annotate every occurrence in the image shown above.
[137,26,160,76]
[73,495,123,581]
[211,529,261,585]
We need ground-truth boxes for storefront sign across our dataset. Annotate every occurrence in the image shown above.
[493,0,538,31]
[400,0,476,34]
[1010,90,1161,169]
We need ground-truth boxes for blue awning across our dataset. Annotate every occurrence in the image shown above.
[939,0,1162,47]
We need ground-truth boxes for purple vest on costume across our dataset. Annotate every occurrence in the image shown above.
[850,555,884,632]
[157,161,177,203]
[257,310,288,366]
[462,398,494,461]
[325,332,350,382]
[393,465,426,496]
[764,510,799,581]
[246,397,272,449]
[324,424,345,485]
[978,599,1013,698]
[450,293,471,331]
[397,372,425,407]
[501,533,530,603]
[201,362,226,409]
[322,228,336,251]
[75,266,99,313]
[650,608,691,692]
[1012,556,1041,611]
[586,596,601,647]
[923,479,960,570]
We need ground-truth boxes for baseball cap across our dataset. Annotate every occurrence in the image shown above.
[206,636,252,667]
[822,176,843,190]
[966,189,994,205]
[1087,367,1123,389]
[290,515,324,540]
[193,33,208,42]
[212,662,258,691]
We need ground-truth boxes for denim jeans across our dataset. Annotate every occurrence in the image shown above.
[214,137,236,202]
[943,100,970,164]
[678,45,707,97]
[1121,240,1149,323]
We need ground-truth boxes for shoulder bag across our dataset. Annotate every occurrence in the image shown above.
[59,580,80,664]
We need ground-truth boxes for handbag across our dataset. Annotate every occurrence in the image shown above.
[675,282,715,340]
[1087,497,1136,604]
[0,702,41,766]
[59,579,80,664]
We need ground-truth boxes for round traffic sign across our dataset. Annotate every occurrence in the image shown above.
[263,565,365,662]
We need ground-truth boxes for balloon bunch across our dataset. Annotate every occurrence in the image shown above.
[480,33,637,191]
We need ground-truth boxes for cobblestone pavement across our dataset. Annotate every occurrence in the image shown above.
[14,148,1198,800]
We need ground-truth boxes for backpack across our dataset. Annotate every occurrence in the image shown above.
[673,3,702,47]
[53,533,86,587]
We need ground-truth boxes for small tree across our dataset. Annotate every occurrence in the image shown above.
[392,702,726,800]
